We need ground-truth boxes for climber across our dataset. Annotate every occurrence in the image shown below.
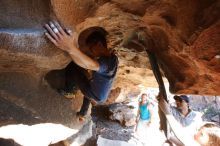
[44,21,118,122]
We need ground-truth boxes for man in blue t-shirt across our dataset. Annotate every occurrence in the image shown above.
[44,21,118,121]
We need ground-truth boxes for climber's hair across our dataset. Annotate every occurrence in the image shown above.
[86,31,107,48]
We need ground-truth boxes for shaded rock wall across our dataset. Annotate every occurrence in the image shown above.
[69,0,220,95]
[122,0,220,95]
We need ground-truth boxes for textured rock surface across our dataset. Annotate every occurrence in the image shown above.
[0,0,220,145]
[190,95,220,111]
[189,95,220,125]
[109,103,136,127]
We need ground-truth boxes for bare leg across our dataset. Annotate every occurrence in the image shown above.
[77,96,91,117]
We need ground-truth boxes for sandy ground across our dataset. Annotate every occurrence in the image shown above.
[84,99,166,146]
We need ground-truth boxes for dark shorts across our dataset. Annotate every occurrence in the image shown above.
[65,62,99,101]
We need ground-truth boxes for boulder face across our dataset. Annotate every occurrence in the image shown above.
[64,0,219,96]
[0,0,220,145]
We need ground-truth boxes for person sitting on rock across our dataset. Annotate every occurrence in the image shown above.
[159,94,202,146]
[158,94,220,146]
[44,21,118,122]
[135,93,153,139]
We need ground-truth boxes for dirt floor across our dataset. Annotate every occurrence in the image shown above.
[83,100,166,146]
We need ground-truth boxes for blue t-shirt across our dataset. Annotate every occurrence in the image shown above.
[139,103,150,121]
[90,54,118,102]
